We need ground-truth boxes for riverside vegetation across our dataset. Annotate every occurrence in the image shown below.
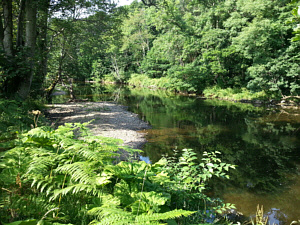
[0,0,300,101]
[0,0,300,224]
[0,99,238,224]
[1,89,300,224]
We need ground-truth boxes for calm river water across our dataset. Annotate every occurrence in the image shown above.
[53,83,300,224]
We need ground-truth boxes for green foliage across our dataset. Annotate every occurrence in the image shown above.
[128,73,180,91]
[0,123,120,223]
[0,99,46,150]
[2,0,299,101]
[0,120,236,224]
[203,86,269,101]
[160,149,236,224]
[112,0,299,98]
[164,149,236,192]
[0,50,31,96]
[290,0,300,41]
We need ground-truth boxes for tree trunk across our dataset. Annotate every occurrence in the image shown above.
[16,0,26,48]
[3,0,13,57]
[0,14,4,51]
[111,55,120,79]
[40,0,50,81]
[35,0,50,92]
[45,48,66,101]
[18,0,37,99]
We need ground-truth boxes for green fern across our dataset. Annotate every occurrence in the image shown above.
[88,205,195,225]
[1,122,235,224]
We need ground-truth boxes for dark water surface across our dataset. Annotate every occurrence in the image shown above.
[53,84,300,224]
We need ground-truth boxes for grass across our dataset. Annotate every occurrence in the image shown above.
[128,74,272,102]
[203,86,270,101]
[127,73,180,92]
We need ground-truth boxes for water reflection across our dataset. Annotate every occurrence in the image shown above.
[52,84,300,224]
[139,155,151,164]
[119,87,300,224]
[223,171,300,225]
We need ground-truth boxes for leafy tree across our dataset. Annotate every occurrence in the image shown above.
[112,0,299,97]
[0,0,117,99]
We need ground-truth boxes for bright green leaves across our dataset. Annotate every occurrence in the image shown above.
[103,160,171,214]
[163,149,235,193]
[116,0,300,97]
[160,149,236,223]
[290,1,300,41]
[0,123,137,223]
[87,159,196,224]
[105,160,149,180]
[0,122,236,224]
[130,191,169,214]
[3,220,38,225]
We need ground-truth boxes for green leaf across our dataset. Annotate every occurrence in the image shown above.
[4,220,37,225]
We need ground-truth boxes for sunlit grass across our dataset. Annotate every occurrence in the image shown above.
[203,86,270,101]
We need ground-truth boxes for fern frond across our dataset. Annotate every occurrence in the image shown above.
[55,162,97,184]
[77,146,108,163]
[135,209,196,223]
[105,161,148,179]
[55,123,76,138]
[89,206,132,218]
[50,183,102,201]
[26,127,55,146]
[28,177,58,197]
[27,151,56,174]
[89,213,134,225]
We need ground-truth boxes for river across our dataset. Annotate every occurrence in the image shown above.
[52,83,300,225]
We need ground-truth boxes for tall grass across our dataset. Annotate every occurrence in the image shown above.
[203,86,269,101]
[128,74,180,91]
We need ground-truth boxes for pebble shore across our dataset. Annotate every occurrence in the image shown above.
[46,102,151,149]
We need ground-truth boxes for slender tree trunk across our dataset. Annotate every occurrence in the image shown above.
[16,0,26,48]
[35,0,50,92]
[18,0,37,98]
[65,74,76,100]
[111,55,120,79]
[45,48,66,101]
[0,14,4,51]
[3,0,13,57]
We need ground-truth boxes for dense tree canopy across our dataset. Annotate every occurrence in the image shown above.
[116,0,299,97]
[0,0,299,100]
[0,0,118,99]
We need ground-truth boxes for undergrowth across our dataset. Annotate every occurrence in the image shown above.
[202,86,270,101]
[0,120,236,225]
[0,98,239,224]
[127,74,276,101]
[127,74,181,92]
[0,99,47,151]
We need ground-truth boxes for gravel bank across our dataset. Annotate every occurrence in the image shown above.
[46,102,151,149]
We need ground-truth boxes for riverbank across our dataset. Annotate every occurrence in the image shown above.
[45,101,151,150]
[124,74,300,107]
